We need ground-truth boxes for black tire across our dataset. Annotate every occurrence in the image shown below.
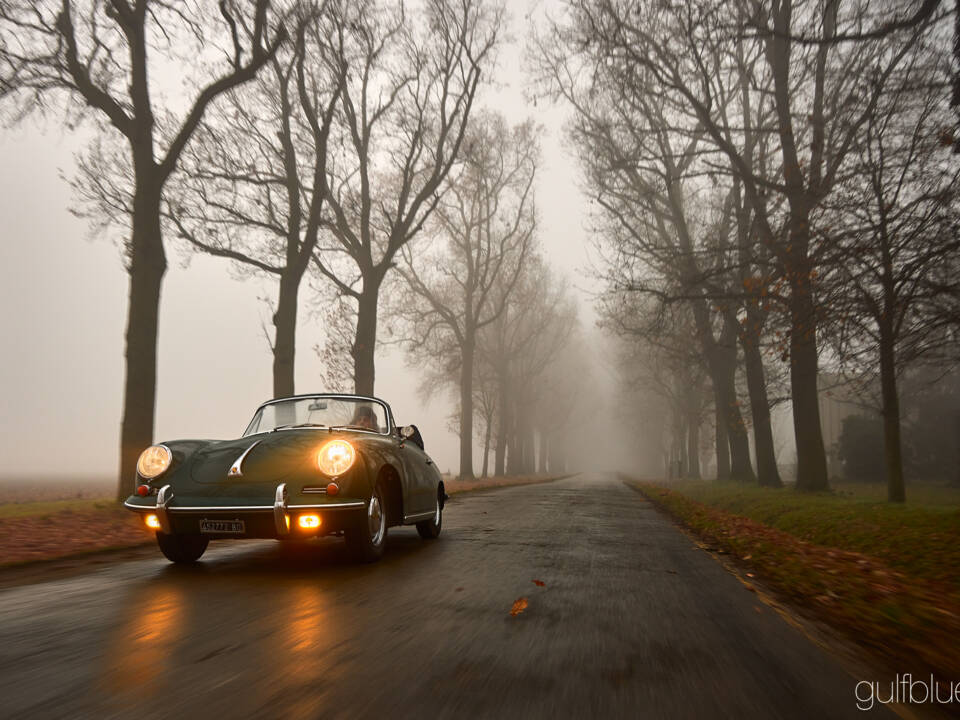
[156,532,209,563]
[416,487,443,540]
[346,482,387,562]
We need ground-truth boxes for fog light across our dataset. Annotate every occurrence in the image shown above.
[326,482,339,496]
[285,513,290,531]
[136,484,150,497]
[144,514,161,530]
[298,514,321,529]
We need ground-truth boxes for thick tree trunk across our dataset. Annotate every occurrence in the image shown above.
[789,280,830,492]
[494,368,510,476]
[687,413,701,479]
[741,330,782,488]
[879,323,906,502]
[116,186,167,500]
[481,417,492,478]
[353,280,380,396]
[716,342,755,482]
[273,271,299,399]
[458,337,476,480]
[715,401,730,480]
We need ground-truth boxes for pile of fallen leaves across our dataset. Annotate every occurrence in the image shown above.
[631,482,960,678]
[0,505,153,566]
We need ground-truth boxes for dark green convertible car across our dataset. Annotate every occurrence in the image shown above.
[125,394,445,563]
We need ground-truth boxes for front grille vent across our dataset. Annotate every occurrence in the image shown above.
[301,486,328,494]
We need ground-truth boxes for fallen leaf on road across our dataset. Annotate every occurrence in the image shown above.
[510,598,529,616]
[532,579,545,587]
[455,587,464,592]
[742,555,752,560]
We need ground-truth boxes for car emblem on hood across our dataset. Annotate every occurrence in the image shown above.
[228,440,262,478]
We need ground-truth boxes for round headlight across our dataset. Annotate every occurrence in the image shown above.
[137,445,172,478]
[317,439,355,476]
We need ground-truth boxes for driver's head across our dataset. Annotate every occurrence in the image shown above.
[351,405,378,431]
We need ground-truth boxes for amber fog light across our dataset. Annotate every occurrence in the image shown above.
[144,514,161,530]
[326,482,339,496]
[298,514,321,529]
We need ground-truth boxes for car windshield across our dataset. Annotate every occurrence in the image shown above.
[243,396,389,436]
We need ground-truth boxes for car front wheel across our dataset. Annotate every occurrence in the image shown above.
[346,483,387,562]
[156,532,209,563]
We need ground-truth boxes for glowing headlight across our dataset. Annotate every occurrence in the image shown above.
[317,439,355,476]
[137,445,172,478]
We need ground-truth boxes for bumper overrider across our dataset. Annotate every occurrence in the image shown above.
[124,482,368,538]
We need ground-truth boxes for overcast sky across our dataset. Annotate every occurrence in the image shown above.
[0,1,638,480]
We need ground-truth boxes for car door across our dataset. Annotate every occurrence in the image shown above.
[397,429,434,516]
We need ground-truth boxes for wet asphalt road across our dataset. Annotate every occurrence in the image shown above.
[0,473,889,719]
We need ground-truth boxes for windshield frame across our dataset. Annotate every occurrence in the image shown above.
[242,394,393,437]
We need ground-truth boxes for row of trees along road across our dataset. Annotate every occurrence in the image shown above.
[393,111,585,478]
[0,0,504,498]
[534,0,960,501]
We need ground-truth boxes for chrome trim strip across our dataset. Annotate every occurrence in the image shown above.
[287,501,365,510]
[167,506,274,512]
[228,440,261,478]
[301,487,328,494]
[124,501,364,513]
[274,483,289,536]
[156,484,173,534]
[403,509,436,523]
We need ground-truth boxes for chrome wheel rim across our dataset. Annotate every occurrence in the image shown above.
[368,494,385,546]
[433,496,441,526]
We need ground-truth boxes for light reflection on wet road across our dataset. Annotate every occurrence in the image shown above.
[0,474,889,719]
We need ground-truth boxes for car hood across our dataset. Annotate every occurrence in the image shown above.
[189,431,331,484]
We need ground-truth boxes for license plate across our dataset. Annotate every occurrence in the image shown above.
[200,519,245,534]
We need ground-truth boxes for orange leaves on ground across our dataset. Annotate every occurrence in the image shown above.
[0,507,152,566]
[510,597,529,617]
[532,579,545,587]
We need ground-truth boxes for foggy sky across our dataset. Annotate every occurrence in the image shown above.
[0,1,650,481]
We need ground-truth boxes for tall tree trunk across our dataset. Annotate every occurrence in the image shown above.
[715,401,730,480]
[353,279,380,396]
[117,186,166,500]
[789,274,830,492]
[538,432,548,474]
[715,341,756,482]
[273,270,299,399]
[494,367,510,476]
[481,416,492,478]
[879,321,906,502]
[687,413,701,479]
[458,336,476,480]
[741,330,782,488]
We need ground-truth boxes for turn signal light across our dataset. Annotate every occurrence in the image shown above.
[136,484,150,496]
[298,514,321,529]
[144,514,161,530]
[326,482,339,496]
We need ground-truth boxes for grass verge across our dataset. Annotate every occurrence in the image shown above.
[628,479,960,679]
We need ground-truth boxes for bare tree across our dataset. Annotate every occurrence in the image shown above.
[166,4,344,398]
[0,0,285,498]
[398,112,537,479]
[826,40,960,501]
[310,0,502,396]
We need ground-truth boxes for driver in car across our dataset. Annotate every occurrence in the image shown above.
[350,406,379,432]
